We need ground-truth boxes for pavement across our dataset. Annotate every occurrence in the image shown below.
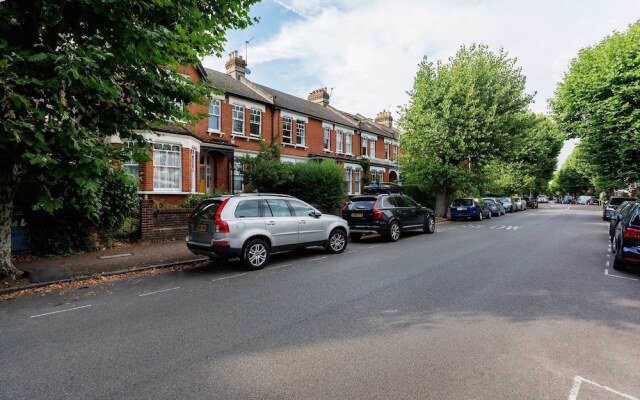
[6,239,205,291]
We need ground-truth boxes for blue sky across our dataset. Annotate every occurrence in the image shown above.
[202,0,640,168]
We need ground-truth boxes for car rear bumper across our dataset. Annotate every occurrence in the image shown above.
[450,210,477,217]
[620,246,640,264]
[348,221,390,236]
[187,240,242,258]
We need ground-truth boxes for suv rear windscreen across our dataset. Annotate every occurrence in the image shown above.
[452,199,474,207]
[191,199,225,220]
[347,197,377,210]
[609,197,635,206]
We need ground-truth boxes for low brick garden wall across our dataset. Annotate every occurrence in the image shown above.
[140,198,194,241]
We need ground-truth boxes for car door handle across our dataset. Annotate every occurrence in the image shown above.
[266,221,276,226]
[298,220,307,224]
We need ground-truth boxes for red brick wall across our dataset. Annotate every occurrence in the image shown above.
[306,118,323,154]
[140,198,194,241]
[139,149,154,191]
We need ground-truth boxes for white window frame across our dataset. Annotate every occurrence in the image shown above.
[233,161,244,193]
[249,109,261,137]
[122,141,139,182]
[385,143,390,160]
[394,145,399,162]
[354,169,361,194]
[336,130,343,154]
[153,143,182,191]
[345,167,352,194]
[232,105,245,135]
[369,139,376,159]
[208,100,221,132]
[323,126,331,151]
[362,137,368,157]
[282,116,292,144]
[296,120,305,146]
[345,132,352,155]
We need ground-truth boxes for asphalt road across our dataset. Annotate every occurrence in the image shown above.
[1,204,639,400]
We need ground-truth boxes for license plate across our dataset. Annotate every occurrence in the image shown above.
[457,207,467,211]
[352,212,363,218]
[196,223,208,233]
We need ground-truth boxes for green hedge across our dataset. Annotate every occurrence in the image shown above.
[284,161,347,213]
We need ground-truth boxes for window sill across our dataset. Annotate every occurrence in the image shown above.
[207,129,224,136]
[232,134,261,141]
[282,143,307,149]
[323,149,332,153]
[294,144,308,149]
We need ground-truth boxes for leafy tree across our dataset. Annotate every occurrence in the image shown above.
[551,20,640,191]
[400,44,533,217]
[550,148,593,199]
[0,0,258,279]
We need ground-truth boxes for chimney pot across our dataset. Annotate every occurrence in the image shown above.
[308,87,330,106]
[225,50,247,79]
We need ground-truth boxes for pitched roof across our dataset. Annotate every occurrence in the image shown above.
[204,68,272,105]
[334,111,399,140]
[252,83,358,128]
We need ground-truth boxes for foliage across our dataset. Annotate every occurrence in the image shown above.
[240,142,347,213]
[400,44,534,216]
[284,161,347,213]
[551,20,640,189]
[23,168,139,255]
[0,0,258,278]
[402,185,436,211]
[181,191,228,208]
[549,148,593,198]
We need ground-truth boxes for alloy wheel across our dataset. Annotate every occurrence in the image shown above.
[248,243,267,267]
[329,231,346,252]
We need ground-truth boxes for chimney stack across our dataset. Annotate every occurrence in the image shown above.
[375,110,393,127]
[225,50,247,79]
[308,87,330,107]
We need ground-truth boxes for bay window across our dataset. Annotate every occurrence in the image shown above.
[153,143,181,190]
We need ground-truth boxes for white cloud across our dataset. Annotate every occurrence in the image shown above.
[209,0,639,119]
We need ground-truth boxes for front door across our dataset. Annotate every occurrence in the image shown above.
[288,199,326,244]
[264,199,299,248]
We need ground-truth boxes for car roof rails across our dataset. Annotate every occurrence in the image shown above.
[363,182,403,195]
[234,193,294,198]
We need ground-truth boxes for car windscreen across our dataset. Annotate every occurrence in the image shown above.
[500,198,511,203]
[191,200,224,219]
[483,199,494,205]
[610,197,635,206]
[347,197,377,210]
[452,199,474,207]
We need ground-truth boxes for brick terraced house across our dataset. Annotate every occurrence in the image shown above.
[113,51,400,203]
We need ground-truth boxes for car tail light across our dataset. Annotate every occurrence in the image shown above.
[623,227,640,240]
[373,198,383,220]
[213,197,230,233]
[341,202,350,217]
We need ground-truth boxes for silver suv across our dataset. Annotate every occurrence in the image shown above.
[186,194,349,270]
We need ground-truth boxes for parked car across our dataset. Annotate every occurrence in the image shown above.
[576,195,593,205]
[587,198,600,206]
[563,195,574,204]
[603,197,636,221]
[186,194,349,270]
[512,197,526,211]
[536,195,548,204]
[611,201,640,271]
[523,197,538,209]
[362,182,402,195]
[500,197,515,213]
[342,193,436,242]
[609,201,635,242]
[450,198,491,221]
[483,198,505,216]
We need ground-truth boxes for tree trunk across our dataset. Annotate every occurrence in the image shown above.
[435,188,450,219]
[0,163,22,280]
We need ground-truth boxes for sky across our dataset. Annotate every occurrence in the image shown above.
[202,0,640,169]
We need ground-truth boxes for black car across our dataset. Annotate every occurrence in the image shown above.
[611,201,640,271]
[609,201,635,242]
[523,197,538,209]
[603,197,636,221]
[342,193,436,242]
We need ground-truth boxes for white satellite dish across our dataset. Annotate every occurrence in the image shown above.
[245,68,251,75]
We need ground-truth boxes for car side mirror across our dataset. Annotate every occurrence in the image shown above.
[416,203,422,208]
[309,210,322,218]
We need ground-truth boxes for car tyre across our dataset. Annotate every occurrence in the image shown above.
[612,254,625,271]
[423,215,436,234]
[326,229,347,254]
[451,216,457,221]
[387,221,401,242]
[477,212,483,221]
[487,211,492,219]
[242,239,270,270]
[350,233,363,242]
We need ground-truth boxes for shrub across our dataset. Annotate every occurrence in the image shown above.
[181,191,228,208]
[285,161,347,213]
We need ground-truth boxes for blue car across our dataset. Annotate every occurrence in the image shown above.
[612,200,640,271]
[450,198,491,221]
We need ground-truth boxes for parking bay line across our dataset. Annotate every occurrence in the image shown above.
[367,244,382,249]
[309,256,328,262]
[604,269,639,281]
[139,287,181,297]
[211,273,247,282]
[30,305,92,318]
[343,249,358,254]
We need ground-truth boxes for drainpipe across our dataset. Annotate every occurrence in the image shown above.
[270,97,276,143]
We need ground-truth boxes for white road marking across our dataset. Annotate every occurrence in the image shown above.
[505,226,521,230]
[269,264,292,270]
[98,253,132,259]
[139,287,181,297]
[211,273,247,282]
[604,269,639,281]
[30,305,92,318]
[568,375,639,400]
[367,244,382,248]
[309,256,327,262]
[343,249,359,254]
[606,261,610,267]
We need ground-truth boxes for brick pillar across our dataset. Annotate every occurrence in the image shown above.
[140,197,154,240]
